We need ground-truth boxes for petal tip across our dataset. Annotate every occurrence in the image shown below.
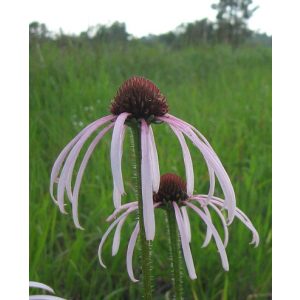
[99,262,107,269]
[76,225,85,230]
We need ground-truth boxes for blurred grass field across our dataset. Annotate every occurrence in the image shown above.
[29,41,271,299]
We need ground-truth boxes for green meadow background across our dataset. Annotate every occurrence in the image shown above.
[29,41,271,299]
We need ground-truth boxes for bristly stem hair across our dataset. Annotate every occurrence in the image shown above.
[129,121,153,299]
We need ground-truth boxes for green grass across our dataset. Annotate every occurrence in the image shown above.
[29,41,271,299]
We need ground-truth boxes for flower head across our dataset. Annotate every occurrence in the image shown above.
[110,76,168,120]
[99,173,259,282]
[153,173,188,204]
[50,76,236,241]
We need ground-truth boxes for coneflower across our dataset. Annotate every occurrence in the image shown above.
[50,76,235,242]
[98,173,258,282]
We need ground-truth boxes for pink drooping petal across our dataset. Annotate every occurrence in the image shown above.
[112,124,127,208]
[106,202,138,222]
[236,214,260,247]
[29,282,54,293]
[197,194,259,245]
[71,123,114,228]
[188,196,213,247]
[126,222,140,282]
[50,121,96,204]
[207,166,215,202]
[209,196,259,247]
[110,112,130,196]
[180,121,234,222]
[159,115,236,224]
[141,120,155,241]
[57,118,115,213]
[173,202,197,279]
[186,202,229,271]
[201,205,213,248]
[169,125,194,196]
[29,296,66,300]
[148,125,160,192]
[112,182,122,209]
[166,114,216,200]
[190,195,207,206]
[181,206,191,243]
[166,114,214,148]
[208,202,229,247]
[56,115,115,213]
[168,114,223,201]
[29,282,66,300]
[166,114,222,158]
[50,115,114,206]
[98,206,138,268]
[112,216,126,256]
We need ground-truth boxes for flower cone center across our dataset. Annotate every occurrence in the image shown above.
[110,76,168,120]
[154,173,188,204]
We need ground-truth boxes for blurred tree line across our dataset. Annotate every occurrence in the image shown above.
[29,0,271,48]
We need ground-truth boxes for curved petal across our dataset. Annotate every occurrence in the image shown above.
[148,125,160,192]
[56,115,115,213]
[188,196,213,247]
[29,296,66,300]
[112,217,126,256]
[72,123,114,228]
[50,115,114,206]
[201,205,213,248]
[50,119,99,203]
[110,112,130,195]
[210,197,259,247]
[166,115,215,200]
[141,120,155,240]
[159,115,236,224]
[98,206,138,268]
[166,114,214,149]
[181,206,191,243]
[112,123,127,208]
[173,202,197,279]
[112,182,122,209]
[29,282,54,294]
[126,222,140,282]
[186,202,229,271]
[207,166,215,202]
[169,125,194,196]
[106,202,138,222]
[208,202,229,247]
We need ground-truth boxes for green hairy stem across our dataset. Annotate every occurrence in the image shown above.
[166,207,183,300]
[129,123,153,300]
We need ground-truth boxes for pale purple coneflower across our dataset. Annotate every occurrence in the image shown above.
[50,76,235,241]
[29,281,66,300]
[98,173,259,281]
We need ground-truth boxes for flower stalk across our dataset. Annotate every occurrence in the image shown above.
[129,122,153,299]
[166,206,183,300]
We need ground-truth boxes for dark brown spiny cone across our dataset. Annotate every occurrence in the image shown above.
[110,76,168,120]
[154,173,188,204]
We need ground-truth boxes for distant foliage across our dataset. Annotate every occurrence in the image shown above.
[29,12,271,49]
[183,19,216,43]
[29,22,51,44]
[85,22,129,44]
[212,0,258,46]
